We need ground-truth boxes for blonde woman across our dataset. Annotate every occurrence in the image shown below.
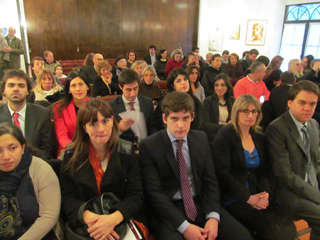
[288,59,303,78]
[34,69,63,103]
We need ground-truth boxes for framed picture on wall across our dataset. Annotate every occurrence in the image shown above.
[246,20,267,46]
[228,25,240,40]
[208,27,223,51]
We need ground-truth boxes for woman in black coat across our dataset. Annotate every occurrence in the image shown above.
[202,73,234,142]
[211,94,296,240]
[94,60,119,97]
[60,99,143,240]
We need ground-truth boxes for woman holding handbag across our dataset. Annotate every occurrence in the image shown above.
[60,98,144,240]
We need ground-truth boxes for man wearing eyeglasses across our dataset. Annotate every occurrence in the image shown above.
[266,80,320,239]
[234,61,270,103]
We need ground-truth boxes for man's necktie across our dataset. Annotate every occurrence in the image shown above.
[301,125,318,189]
[176,139,198,222]
[13,112,21,129]
[128,102,135,111]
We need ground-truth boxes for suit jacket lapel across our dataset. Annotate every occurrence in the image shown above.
[117,96,126,115]
[307,122,318,163]
[0,104,13,122]
[212,98,219,123]
[101,150,126,187]
[25,103,36,141]
[187,132,198,178]
[162,130,179,180]
[284,112,308,157]
[138,96,146,114]
[73,156,98,192]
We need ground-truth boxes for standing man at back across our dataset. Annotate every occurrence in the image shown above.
[266,80,320,239]
[3,27,24,70]
[0,70,53,160]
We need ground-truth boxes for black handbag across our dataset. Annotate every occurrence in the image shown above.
[65,192,127,240]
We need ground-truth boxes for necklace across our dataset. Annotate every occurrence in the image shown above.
[218,101,227,107]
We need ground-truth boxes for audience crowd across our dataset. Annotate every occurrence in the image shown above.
[2,31,320,239]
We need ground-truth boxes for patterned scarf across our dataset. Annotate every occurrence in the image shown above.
[88,143,111,195]
[0,149,32,239]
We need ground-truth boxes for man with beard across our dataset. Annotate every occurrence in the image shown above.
[0,70,53,160]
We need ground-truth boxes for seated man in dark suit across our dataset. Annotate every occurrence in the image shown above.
[266,80,320,239]
[0,69,53,160]
[82,53,103,84]
[139,91,253,240]
[269,71,296,118]
[108,68,156,145]
[143,45,157,66]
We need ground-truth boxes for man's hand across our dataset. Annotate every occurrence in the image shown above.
[204,218,219,240]
[118,119,134,131]
[3,46,12,53]
[182,224,209,240]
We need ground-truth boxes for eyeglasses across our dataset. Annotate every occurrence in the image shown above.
[239,109,260,115]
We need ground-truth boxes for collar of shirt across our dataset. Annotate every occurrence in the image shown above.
[247,75,258,84]
[122,95,140,112]
[7,103,27,135]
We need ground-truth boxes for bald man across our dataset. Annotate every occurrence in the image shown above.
[82,53,104,84]
[3,27,24,70]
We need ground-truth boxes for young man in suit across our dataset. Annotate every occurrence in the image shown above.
[139,91,252,240]
[266,80,320,239]
[0,69,53,160]
[108,68,156,145]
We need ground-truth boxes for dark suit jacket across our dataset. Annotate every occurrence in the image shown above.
[93,76,119,97]
[202,95,235,142]
[108,95,156,143]
[0,103,52,160]
[143,55,152,65]
[4,36,24,69]
[269,85,290,118]
[60,139,143,228]
[212,124,273,203]
[139,129,221,230]
[83,66,97,84]
[266,111,320,207]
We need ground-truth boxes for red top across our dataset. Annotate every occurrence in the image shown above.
[234,76,270,101]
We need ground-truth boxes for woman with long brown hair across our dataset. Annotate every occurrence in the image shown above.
[60,98,143,240]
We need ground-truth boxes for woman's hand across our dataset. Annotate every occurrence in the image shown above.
[84,210,124,240]
[247,192,269,210]
[106,72,113,84]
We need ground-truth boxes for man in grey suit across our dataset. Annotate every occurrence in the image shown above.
[108,68,156,145]
[0,69,53,160]
[266,80,320,239]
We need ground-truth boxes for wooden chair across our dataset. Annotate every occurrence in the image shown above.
[98,94,120,102]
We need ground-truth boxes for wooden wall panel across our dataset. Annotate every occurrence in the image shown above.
[24,0,199,60]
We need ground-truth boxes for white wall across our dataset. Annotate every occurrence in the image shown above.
[198,0,286,60]
[0,0,26,72]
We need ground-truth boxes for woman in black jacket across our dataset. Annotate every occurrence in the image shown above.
[211,94,296,240]
[60,99,143,240]
[202,73,234,142]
